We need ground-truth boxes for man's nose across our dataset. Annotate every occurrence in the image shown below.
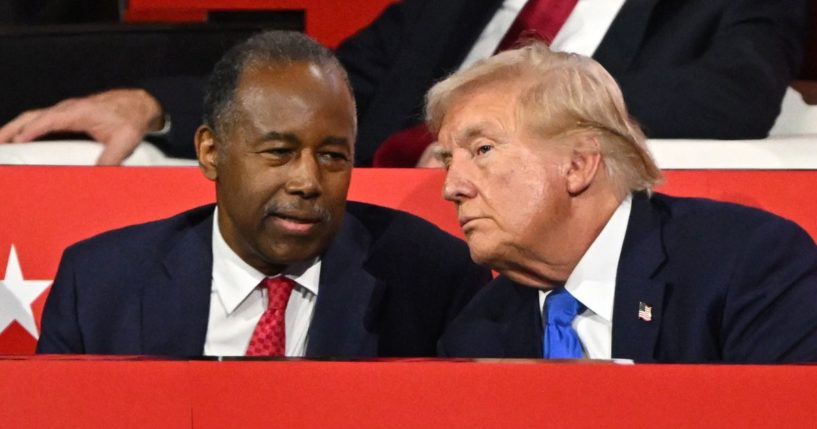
[286,153,322,198]
[442,152,476,203]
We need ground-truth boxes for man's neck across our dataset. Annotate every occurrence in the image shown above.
[502,190,624,288]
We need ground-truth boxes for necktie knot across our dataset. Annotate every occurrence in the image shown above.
[260,276,295,309]
[245,276,295,356]
[543,287,585,359]
[546,287,584,326]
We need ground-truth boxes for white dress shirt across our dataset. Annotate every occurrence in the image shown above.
[459,0,626,70]
[203,208,320,357]
[539,194,632,359]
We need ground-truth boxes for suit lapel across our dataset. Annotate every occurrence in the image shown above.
[142,207,214,356]
[593,0,661,76]
[612,193,667,362]
[305,212,379,357]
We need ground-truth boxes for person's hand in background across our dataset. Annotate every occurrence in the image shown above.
[0,89,164,165]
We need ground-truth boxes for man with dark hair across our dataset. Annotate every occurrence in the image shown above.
[37,30,490,357]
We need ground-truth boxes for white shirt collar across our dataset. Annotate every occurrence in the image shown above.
[211,207,321,315]
[563,194,632,322]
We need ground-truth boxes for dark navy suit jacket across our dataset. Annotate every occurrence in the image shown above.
[37,202,491,357]
[439,193,817,363]
[149,0,808,163]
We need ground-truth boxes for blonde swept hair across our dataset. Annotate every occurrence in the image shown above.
[425,41,662,196]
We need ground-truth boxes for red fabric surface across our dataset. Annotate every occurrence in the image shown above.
[372,123,435,167]
[0,360,191,429]
[2,358,817,428]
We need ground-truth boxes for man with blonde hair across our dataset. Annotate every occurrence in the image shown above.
[431,42,817,363]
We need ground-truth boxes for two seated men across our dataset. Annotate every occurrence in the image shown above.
[38,31,817,363]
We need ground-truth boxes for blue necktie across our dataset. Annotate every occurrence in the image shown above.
[543,288,585,359]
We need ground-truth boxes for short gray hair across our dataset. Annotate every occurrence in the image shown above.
[203,30,354,138]
[426,41,662,195]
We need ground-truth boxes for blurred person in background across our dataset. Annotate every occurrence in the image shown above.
[0,0,809,166]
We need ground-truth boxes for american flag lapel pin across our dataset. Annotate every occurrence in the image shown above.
[638,301,653,322]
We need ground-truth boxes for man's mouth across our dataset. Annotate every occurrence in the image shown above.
[459,215,481,228]
[267,212,324,234]
[459,216,487,236]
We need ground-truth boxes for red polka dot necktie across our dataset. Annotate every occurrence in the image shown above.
[245,276,295,356]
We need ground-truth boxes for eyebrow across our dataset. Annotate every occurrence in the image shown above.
[319,136,352,149]
[437,149,453,165]
[259,132,351,149]
[260,130,300,145]
[453,122,497,144]
[437,121,496,158]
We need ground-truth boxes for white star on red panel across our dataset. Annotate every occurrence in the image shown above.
[0,245,51,338]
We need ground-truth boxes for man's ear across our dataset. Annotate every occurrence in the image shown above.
[195,125,219,181]
[565,134,602,196]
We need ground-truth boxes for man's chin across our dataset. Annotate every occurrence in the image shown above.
[467,244,499,268]
[260,234,333,263]
[266,243,322,262]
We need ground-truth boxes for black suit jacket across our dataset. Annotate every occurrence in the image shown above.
[37,202,491,357]
[439,193,817,363]
[150,0,808,163]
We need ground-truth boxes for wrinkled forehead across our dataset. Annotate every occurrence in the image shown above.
[236,61,349,101]
[232,62,356,124]
[438,81,528,140]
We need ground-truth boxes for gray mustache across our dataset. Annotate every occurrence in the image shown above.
[263,201,331,223]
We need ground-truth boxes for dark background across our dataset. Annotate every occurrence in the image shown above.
[0,0,303,125]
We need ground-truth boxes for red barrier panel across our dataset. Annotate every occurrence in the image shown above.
[1,358,816,428]
[2,166,817,355]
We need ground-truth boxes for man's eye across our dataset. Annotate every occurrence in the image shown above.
[475,144,493,155]
[319,151,350,165]
[439,154,452,170]
[263,148,292,157]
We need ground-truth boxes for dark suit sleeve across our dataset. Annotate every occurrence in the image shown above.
[721,217,817,362]
[36,248,84,354]
[435,247,492,358]
[334,2,413,166]
[335,2,406,128]
[141,75,206,159]
[616,0,808,139]
[445,257,492,326]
